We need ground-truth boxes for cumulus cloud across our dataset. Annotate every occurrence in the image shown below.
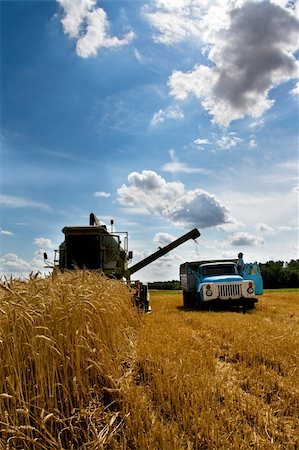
[0,251,50,279]
[94,191,111,198]
[0,253,31,274]
[147,0,299,126]
[165,189,231,228]
[58,0,134,57]
[117,170,231,228]
[117,170,184,211]
[34,237,54,249]
[227,231,264,246]
[151,105,184,126]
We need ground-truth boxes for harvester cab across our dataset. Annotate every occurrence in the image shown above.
[46,213,200,311]
[57,213,131,280]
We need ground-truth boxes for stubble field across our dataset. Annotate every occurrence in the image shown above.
[0,272,298,449]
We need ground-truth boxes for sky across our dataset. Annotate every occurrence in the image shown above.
[0,0,298,282]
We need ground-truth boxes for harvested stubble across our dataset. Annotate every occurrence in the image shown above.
[0,271,142,449]
[0,275,298,450]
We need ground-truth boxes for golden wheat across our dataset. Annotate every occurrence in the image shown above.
[0,274,298,449]
[0,271,141,449]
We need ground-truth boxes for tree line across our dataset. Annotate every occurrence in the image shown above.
[148,260,299,290]
[259,260,299,289]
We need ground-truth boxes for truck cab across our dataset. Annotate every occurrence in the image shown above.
[180,260,262,309]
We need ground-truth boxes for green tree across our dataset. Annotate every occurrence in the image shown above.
[260,260,299,289]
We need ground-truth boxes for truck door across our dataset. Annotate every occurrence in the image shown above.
[242,263,263,295]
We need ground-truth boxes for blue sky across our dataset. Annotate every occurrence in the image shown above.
[1,0,298,281]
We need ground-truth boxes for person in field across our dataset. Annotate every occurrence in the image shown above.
[237,252,244,274]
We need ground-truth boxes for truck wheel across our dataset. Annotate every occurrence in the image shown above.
[241,301,255,312]
[183,292,194,308]
[245,301,255,310]
[183,292,188,307]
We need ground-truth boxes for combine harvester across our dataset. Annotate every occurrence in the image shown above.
[45,213,200,311]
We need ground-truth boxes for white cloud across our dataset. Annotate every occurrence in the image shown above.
[143,3,204,45]
[256,223,275,233]
[217,133,243,150]
[277,225,295,232]
[151,105,184,125]
[150,1,299,126]
[117,170,185,212]
[162,161,207,173]
[193,138,210,147]
[162,148,209,173]
[248,138,257,148]
[0,195,50,210]
[58,0,134,58]
[33,238,54,249]
[217,220,245,232]
[94,191,111,198]
[134,48,143,62]
[249,118,264,129]
[0,253,31,275]
[227,231,264,246]
[0,251,51,279]
[154,232,176,246]
[290,81,299,97]
[117,170,231,228]
[276,159,298,171]
[165,188,232,228]
[0,229,13,236]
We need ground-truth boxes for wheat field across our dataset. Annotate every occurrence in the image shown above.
[0,272,298,449]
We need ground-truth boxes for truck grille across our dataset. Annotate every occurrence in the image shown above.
[219,283,241,299]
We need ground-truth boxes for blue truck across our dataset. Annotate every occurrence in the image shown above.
[180,259,263,309]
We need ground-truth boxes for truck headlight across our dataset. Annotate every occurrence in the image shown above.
[206,288,213,296]
[247,282,254,294]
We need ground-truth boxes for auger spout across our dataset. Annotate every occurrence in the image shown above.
[128,228,200,276]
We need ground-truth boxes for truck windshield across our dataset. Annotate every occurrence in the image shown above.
[201,264,238,276]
